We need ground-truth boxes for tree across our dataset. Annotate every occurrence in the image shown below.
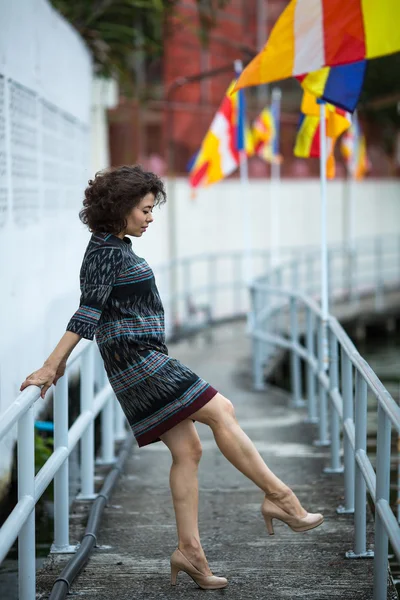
[51,0,230,92]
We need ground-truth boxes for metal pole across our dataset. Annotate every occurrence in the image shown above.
[270,87,281,268]
[97,393,116,465]
[256,0,269,105]
[18,404,35,600]
[314,318,330,446]
[305,307,318,423]
[346,372,373,558]
[373,404,391,599]
[290,296,303,407]
[251,287,265,391]
[166,101,179,333]
[374,236,384,311]
[114,399,127,441]
[337,348,355,514]
[51,372,76,553]
[319,101,329,371]
[324,330,343,473]
[77,345,96,500]
[235,59,253,284]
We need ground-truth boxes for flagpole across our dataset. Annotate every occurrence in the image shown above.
[319,100,329,369]
[235,59,253,283]
[348,111,359,252]
[270,87,281,267]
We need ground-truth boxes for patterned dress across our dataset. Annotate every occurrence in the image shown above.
[66,232,217,447]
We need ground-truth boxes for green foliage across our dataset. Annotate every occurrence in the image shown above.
[35,433,54,474]
[50,0,232,92]
[196,0,231,46]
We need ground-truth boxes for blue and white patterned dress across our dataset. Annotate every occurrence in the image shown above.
[66,232,217,446]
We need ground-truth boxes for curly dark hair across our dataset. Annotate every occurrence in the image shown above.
[79,165,167,234]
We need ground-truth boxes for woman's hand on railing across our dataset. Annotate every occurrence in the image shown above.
[53,359,67,385]
[20,363,57,399]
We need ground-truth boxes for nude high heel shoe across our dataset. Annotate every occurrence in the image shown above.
[170,548,228,590]
[261,495,324,535]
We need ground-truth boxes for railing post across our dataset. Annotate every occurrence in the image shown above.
[324,331,343,473]
[289,296,305,408]
[327,250,333,306]
[208,254,217,320]
[251,286,266,391]
[337,348,355,514]
[346,372,374,559]
[97,369,116,465]
[350,247,359,305]
[77,344,96,500]
[184,259,192,323]
[114,398,127,441]
[51,372,76,553]
[314,318,330,446]
[374,237,384,311]
[232,253,241,316]
[305,307,318,423]
[18,403,35,600]
[307,255,314,296]
[373,403,391,599]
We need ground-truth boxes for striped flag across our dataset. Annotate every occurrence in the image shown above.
[297,61,366,113]
[252,106,281,164]
[294,91,351,179]
[341,114,370,179]
[235,0,400,92]
[189,81,240,189]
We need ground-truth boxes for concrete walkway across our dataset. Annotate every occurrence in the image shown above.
[37,322,396,600]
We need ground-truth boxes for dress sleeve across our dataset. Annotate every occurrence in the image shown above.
[66,246,123,340]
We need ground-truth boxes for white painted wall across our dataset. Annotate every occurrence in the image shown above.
[0,0,92,497]
[164,178,400,258]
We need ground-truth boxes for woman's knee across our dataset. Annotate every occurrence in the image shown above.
[173,438,202,465]
[192,393,237,428]
[161,420,202,465]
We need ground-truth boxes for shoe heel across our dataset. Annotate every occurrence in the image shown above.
[263,514,275,535]
[171,563,180,586]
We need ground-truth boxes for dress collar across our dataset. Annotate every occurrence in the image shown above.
[94,231,132,247]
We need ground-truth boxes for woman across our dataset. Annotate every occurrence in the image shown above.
[20,165,323,591]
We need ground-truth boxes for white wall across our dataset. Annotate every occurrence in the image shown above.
[0,0,92,497]
[165,178,400,258]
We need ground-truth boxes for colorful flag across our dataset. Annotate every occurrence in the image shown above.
[235,0,400,91]
[297,60,366,113]
[189,81,240,188]
[294,92,351,179]
[341,114,370,179]
[252,105,281,164]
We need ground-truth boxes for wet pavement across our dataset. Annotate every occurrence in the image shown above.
[36,322,397,600]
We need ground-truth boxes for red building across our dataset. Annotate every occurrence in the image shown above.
[108,0,303,176]
[108,1,394,178]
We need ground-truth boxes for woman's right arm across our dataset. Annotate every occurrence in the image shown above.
[20,331,81,398]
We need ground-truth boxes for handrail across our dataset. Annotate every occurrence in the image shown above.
[1,233,400,599]
[249,233,400,599]
[0,342,125,599]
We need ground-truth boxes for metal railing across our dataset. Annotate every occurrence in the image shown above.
[250,234,400,600]
[0,342,128,600]
[1,234,399,600]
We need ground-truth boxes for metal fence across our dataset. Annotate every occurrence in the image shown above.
[250,234,400,600]
[1,234,399,600]
[0,342,127,600]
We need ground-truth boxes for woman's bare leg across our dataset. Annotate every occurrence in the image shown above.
[160,420,212,574]
[191,393,307,517]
